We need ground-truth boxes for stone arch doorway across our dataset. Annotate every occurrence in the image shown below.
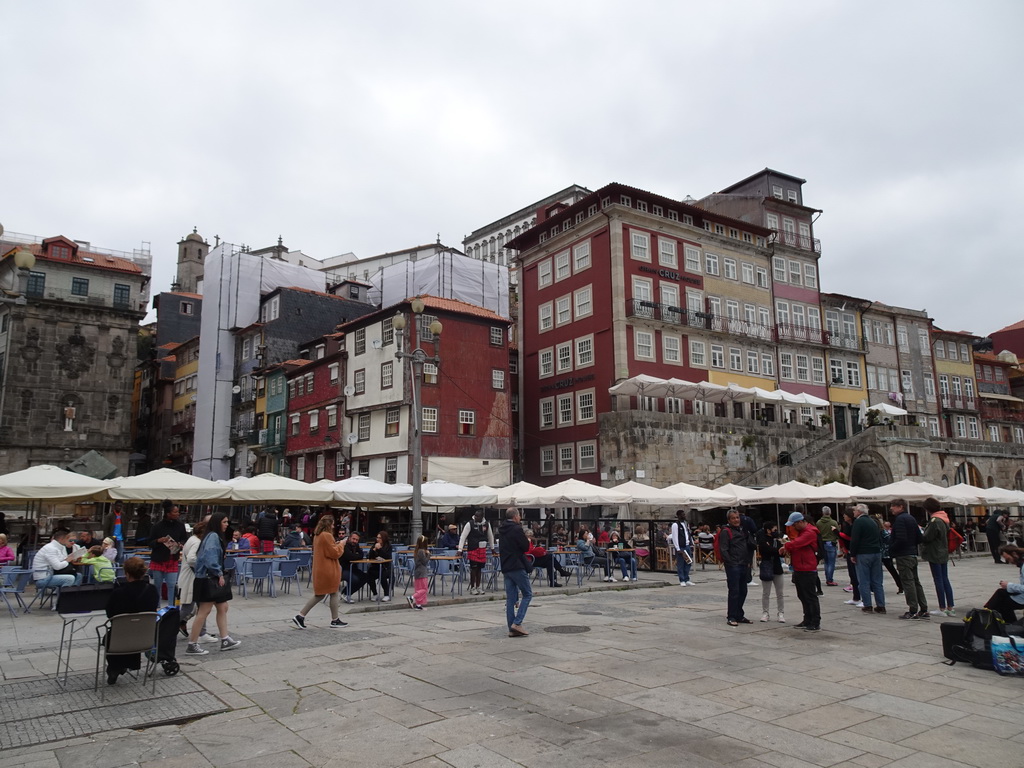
[954,462,983,486]
[850,450,893,489]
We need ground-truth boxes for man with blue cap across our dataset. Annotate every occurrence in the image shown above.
[782,511,821,632]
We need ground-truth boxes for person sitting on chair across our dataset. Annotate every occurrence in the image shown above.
[32,528,83,592]
[104,556,159,685]
[79,545,115,583]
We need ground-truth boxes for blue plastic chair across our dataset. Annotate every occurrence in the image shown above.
[276,559,302,597]
[429,557,455,596]
[240,559,274,598]
[1,569,33,616]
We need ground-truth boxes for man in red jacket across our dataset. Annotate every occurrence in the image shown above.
[782,511,821,632]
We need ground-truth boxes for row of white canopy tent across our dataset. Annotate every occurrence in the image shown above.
[608,374,831,407]
[0,466,1020,511]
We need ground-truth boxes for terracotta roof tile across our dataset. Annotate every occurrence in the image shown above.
[3,242,144,275]
[412,295,509,323]
[993,318,1024,334]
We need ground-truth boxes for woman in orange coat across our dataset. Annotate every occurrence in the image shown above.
[290,515,348,629]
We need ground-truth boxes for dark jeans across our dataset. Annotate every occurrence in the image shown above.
[725,565,749,621]
[987,530,1003,562]
[895,555,927,613]
[882,557,903,591]
[985,589,1022,624]
[846,557,860,601]
[793,571,821,628]
[928,561,954,610]
[675,547,693,583]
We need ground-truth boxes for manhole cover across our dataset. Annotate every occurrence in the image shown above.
[543,625,591,634]
[577,610,603,615]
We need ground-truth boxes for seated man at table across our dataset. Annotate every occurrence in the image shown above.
[340,531,371,602]
[437,524,461,550]
[104,556,159,685]
[32,527,83,591]
[241,526,260,553]
[79,545,116,583]
[281,525,311,549]
[526,533,572,588]
[75,530,95,548]
[607,532,638,582]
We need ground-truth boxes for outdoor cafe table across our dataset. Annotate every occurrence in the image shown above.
[345,558,391,604]
[429,555,463,596]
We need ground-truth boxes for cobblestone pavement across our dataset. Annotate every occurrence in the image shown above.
[2,556,1022,767]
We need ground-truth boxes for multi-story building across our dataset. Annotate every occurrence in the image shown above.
[0,233,151,474]
[932,328,981,440]
[819,294,869,438]
[153,291,202,348]
[258,359,308,475]
[974,351,1024,444]
[173,229,210,295]
[169,337,199,470]
[989,318,1024,360]
[341,296,513,493]
[282,333,346,482]
[509,181,787,483]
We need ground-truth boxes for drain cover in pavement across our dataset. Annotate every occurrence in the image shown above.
[543,625,591,634]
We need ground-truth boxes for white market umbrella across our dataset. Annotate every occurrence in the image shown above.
[491,480,546,507]
[106,468,231,502]
[857,479,950,503]
[608,374,671,399]
[0,464,114,501]
[326,475,413,505]
[714,483,762,506]
[867,402,909,417]
[611,481,682,505]
[419,479,497,507]
[228,473,335,504]
[661,481,739,509]
[532,478,632,506]
[814,482,868,503]
[943,484,1021,506]
[748,480,822,505]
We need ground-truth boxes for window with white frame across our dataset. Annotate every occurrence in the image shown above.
[556,342,573,373]
[385,407,400,436]
[381,361,393,389]
[666,397,683,414]
[960,343,969,361]
[729,347,742,371]
[575,335,594,367]
[328,363,339,384]
[723,258,737,280]
[458,409,475,436]
[930,417,942,437]
[756,266,769,288]
[509,355,518,375]
[354,369,366,394]
[772,257,787,282]
[803,264,818,288]
[947,341,958,361]
[558,444,574,474]
[897,325,909,351]
[924,376,936,399]
[663,334,681,363]
[1015,426,1024,444]
[747,350,759,374]
[658,238,677,268]
[357,412,370,441]
[538,302,553,332]
[309,409,320,432]
[780,352,794,380]
[955,415,967,438]
[762,354,775,377]
[290,412,300,435]
[939,374,949,396]
[490,326,504,346]
[556,295,571,326]
[382,316,394,346]
[335,451,345,477]
[577,390,595,422]
[573,242,591,271]
[634,330,654,360]
[541,447,555,475]
[690,340,706,367]
[557,394,573,426]
[989,425,1001,442]
[632,276,653,305]
[423,362,438,384]
[846,361,861,387]
[705,252,720,275]
[384,456,397,483]
[538,259,552,288]
[574,285,592,318]
[316,453,325,479]
[965,377,975,400]
[241,338,251,360]
[355,328,366,355]
[295,456,305,481]
[555,250,571,281]
[919,330,930,355]
[934,341,945,358]
[540,398,554,429]
[577,442,597,472]
[811,356,825,384]
[539,349,554,378]
[492,369,505,389]
[326,405,338,428]
[795,354,809,381]
[830,358,844,384]
[631,231,650,261]
[901,369,913,395]
[952,376,962,397]
[741,262,754,284]
[684,246,701,273]
[968,417,980,440]
[788,260,802,285]
[710,344,724,368]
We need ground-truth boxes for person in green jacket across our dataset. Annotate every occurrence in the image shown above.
[816,507,840,585]
[849,504,884,613]
[78,545,115,583]
[921,497,955,617]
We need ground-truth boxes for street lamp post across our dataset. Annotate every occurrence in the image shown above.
[392,298,441,544]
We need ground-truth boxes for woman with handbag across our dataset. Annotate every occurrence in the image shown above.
[757,520,785,623]
[291,515,348,629]
[186,513,241,656]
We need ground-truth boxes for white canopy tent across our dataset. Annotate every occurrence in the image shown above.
[714,483,763,506]
[324,476,413,506]
[419,480,497,507]
[106,468,231,502]
[609,481,685,505]
[660,481,740,509]
[747,480,826,505]
[867,402,909,417]
[942,484,1023,506]
[0,464,115,502]
[489,481,547,507]
[530,478,632,507]
[857,479,951,503]
[609,375,831,411]
[227,473,335,504]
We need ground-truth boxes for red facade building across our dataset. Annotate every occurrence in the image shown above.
[282,334,347,482]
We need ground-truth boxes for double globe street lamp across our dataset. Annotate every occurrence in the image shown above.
[392,297,441,543]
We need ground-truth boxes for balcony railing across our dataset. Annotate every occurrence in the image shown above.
[771,231,822,253]
[980,404,1024,423]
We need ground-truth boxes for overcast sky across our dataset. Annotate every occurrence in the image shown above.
[2,2,1021,337]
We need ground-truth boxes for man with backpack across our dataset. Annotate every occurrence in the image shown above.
[890,498,929,620]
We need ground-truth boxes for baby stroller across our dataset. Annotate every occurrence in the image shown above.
[146,605,181,676]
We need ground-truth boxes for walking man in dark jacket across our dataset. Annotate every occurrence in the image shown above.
[720,509,752,626]
[498,507,531,637]
[256,507,280,553]
[889,498,928,620]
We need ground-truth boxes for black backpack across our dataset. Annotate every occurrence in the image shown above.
[949,608,1006,670]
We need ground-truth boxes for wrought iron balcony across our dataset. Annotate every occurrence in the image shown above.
[771,231,822,253]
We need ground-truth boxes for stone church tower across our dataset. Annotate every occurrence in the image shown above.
[175,228,209,294]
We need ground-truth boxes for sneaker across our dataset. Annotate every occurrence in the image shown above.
[916,611,931,620]
[874,606,886,614]
[342,596,355,604]
[804,625,821,632]
[220,638,241,652]
[413,604,424,611]
[929,610,946,617]
[178,622,189,639]
[898,611,918,620]
[854,601,864,608]
[737,618,752,624]
[844,599,859,605]
[291,615,307,630]
[945,609,956,617]
[843,585,853,592]
[198,633,220,644]
[826,581,839,587]
[727,620,739,627]
[407,596,415,609]
[862,606,874,613]
[777,612,785,623]
[550,582,563,588]
[760,611,770,622]
[794,622,807,628]
[381,596,391,603]
[686,581,696,586]
[509,623,529,637]
[185,643,209,656]
[679,581,688,587]
[330,619,348,628]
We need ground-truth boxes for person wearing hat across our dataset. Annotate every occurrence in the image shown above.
[816,506,840,586]
[438,524,461,550]
[782,511,822,632]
